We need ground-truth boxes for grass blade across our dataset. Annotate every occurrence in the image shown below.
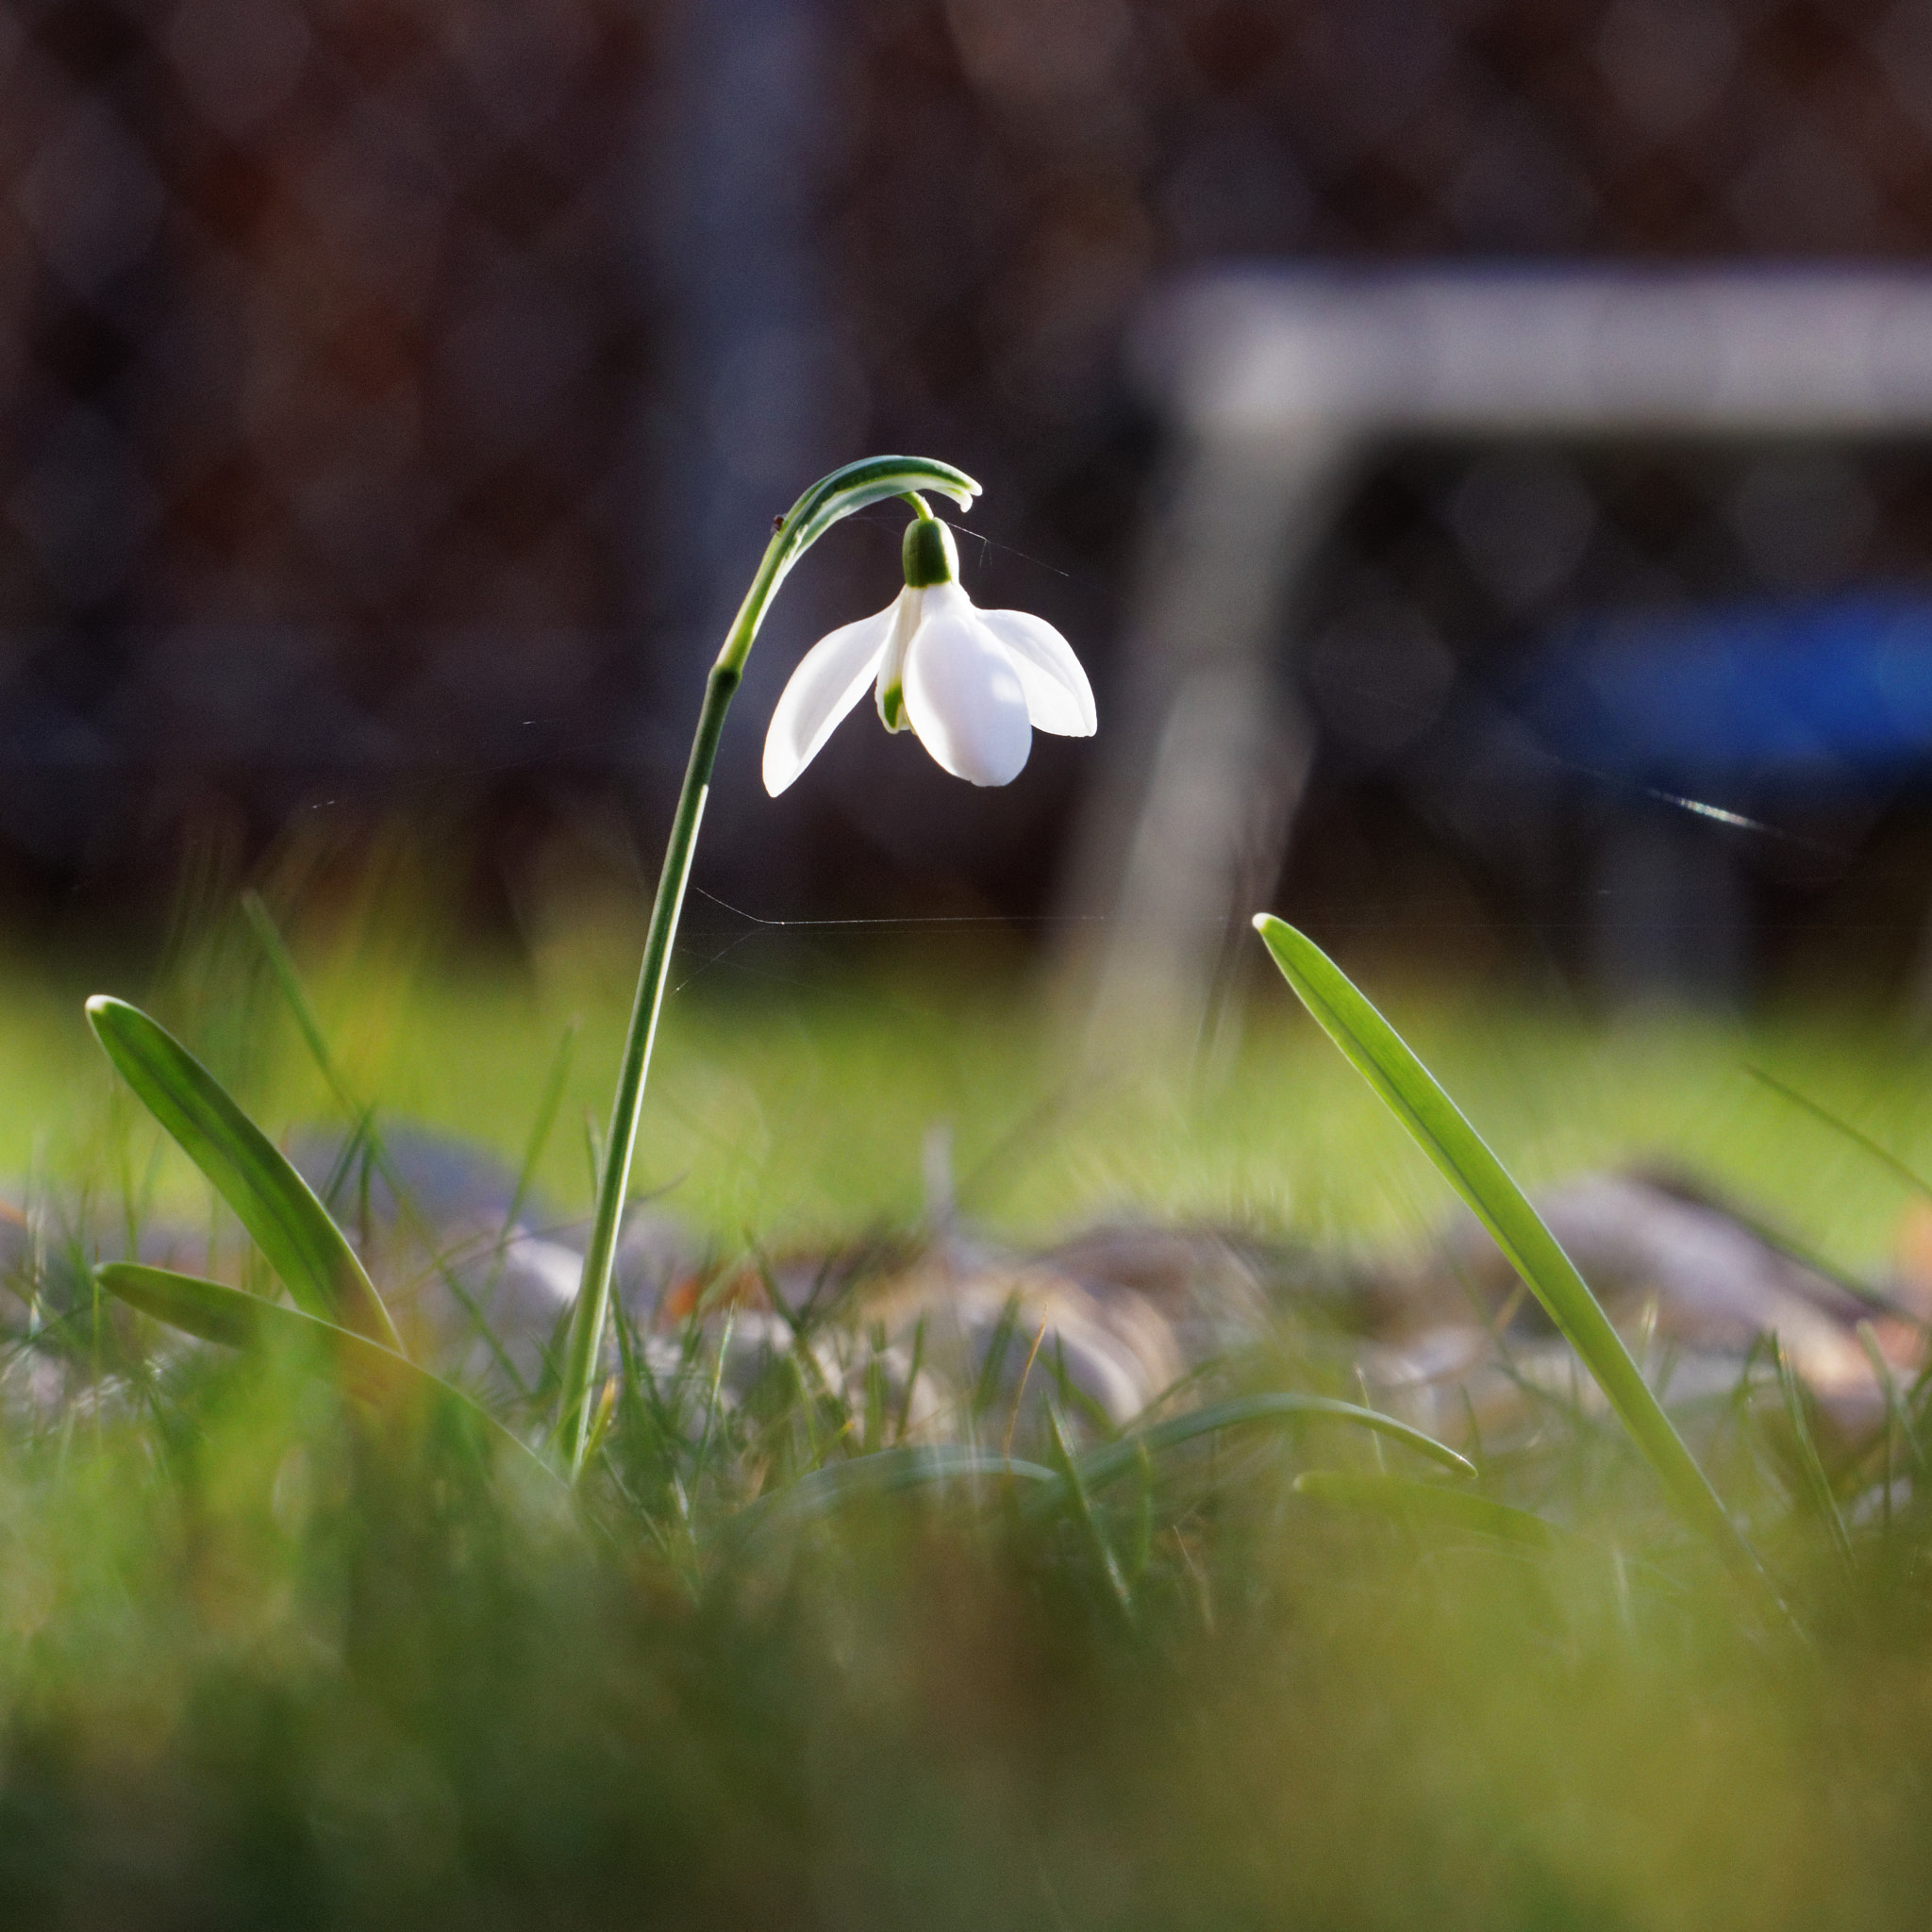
[1253,915,1762,1583]
[720,1443,1057,1556]
[1745,1065,1932,1202]
[96,1262,557,1483]
[87,997,401,1350]
[240,894,529,1394]
[1046,1401,1134,1623]
[1856,1319,1924,1472]
[483,1018,580,1294]
[1292,1470,1563,1548]
[774,1443,1058,1517]
[1773,1337,1855,1578]
[1023,1392,1474,1524]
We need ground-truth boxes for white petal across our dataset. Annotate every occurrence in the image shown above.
[873,586,923,730]
[902,610,1033,786]
[761,600,897,795]
[917,583,975,622]
[976,608,1096,737]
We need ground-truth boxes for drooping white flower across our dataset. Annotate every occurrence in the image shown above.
[761,513,1094,795]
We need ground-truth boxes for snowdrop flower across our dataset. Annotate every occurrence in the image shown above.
[762,508,1095,794]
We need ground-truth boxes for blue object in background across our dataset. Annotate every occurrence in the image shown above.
[1507,592,1932,795]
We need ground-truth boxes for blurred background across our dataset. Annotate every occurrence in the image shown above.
[10,0,1932,1010]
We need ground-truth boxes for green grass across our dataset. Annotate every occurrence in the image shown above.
[35,916,1932,1274]
[0,1321,1921,1931]
[6,917,1932,1925]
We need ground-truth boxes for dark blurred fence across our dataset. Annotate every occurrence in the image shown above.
[9,0,1932,954]
[3,0,667,919]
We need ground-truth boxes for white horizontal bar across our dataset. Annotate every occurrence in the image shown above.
[1141,266,1932,438]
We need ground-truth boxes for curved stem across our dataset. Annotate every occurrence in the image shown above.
[555,661,734,1472]
[557,455,978,1475]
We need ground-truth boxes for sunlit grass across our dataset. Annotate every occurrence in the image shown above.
[31,911,1932,1281]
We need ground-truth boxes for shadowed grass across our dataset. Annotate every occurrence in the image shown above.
[0,1333,1912,1930]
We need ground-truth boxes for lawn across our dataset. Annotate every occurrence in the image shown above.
[32,906,1932,1270]
[3,908,1932,1928]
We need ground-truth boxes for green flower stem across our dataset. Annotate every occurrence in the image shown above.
[558,456,978,1475]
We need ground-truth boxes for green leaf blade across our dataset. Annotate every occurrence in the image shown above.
[1251,916,1762,1581]
[98,1258,264,1351]
[1020,1392,1474,1525]
[97,1262,556,1482]
[86,996,401,1352]
[1118,1391,1474,1481]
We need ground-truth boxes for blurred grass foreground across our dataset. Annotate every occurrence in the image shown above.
[0,889,1926,1927]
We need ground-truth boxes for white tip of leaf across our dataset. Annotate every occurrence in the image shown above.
[762,601,898,796]
[903,612,1033,786]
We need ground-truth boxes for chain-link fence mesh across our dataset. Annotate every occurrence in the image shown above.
[8,0,1932,963]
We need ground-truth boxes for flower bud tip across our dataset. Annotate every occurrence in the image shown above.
[902,516,958,589]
